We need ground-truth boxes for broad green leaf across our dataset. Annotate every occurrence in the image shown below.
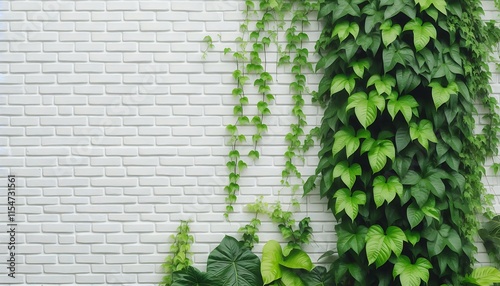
[207,236,263,286]
[403,18,437,52]
[280,268,304,286]
[384,0,416,19]
[415,0,446,15]
[280,249,314,271]
[393,256,432,286]
[261,240,283,284]
[334,188,366,221]
[333,161,362,189]
[372,176,403,208]
[465,267,500,286]
[336,222,368,256]
[172,266,221,286]
[346,91,385,128]
[349,58,371,78]
[364,139,395,173]
[428,81,459,109]
[422,224,462,257]
[331,74,356,95]
[366,225,406,267]
[387,92,419,123]
[395,127,411,152]
[332,21,360,42]
[380,20,402,47]
[367,74,396,95]
[409,120,438,150]
[420,197,440,222]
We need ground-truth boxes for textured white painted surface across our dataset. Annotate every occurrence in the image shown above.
[0,0,499,285]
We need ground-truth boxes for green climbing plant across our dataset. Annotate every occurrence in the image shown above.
[305,0,500,285]
[160,221,194,286]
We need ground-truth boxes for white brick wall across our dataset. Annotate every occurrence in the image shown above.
[0,0,499,285]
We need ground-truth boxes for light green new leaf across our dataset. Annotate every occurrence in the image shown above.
[403,18,437,51]
[349,58,371,78]
[404,230,421,246]
[428,81,458,109]
[387,92,419,123]
[261,240,283,284]
[380,20,402,47]
[334,188,366,221]
[372,176,403,208]
[332,127,359,158]
[366,225,406,267]
[346,91,385,128]
[415,0,446,15]
[365,139,395,173]
[465,267,500,286]
[280,249,314,271]
[332,21,360,42]
[393,256,432,286]
[409,120,438,150]
[333,161,362,189]
[331,74,356,95]
[367,74,396,95]
[280,268,305,286]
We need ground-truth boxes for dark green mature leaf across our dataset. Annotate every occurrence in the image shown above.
[300,266,334,286]
[336,222,368,256]
[396,69,421,93]
[422,224,462,257]
[172,266,221,286]
[384,0,416,19]
[207,236,263,286]
[383,43,415,72]
[331,0,365,22]
[395,127,411,152]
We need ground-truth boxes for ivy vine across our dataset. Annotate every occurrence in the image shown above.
[305,0,500,285]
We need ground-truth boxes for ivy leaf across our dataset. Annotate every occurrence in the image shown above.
[403,18,437,52]
[361,139,395,173]
[415,0,447,15]
[331,74,356,95]
[384,0,416,19]
[409,120,438,150]
[334,188,366,221]
[346,91,385,128]
[387,92,419,123]
[332,21,360,42]
[367,74,396,95]
[380,20,402,47]
[396,69,421,94]
[383,43,414,73]
[372,176,403,208]
[333,161,362,189]
[422,224,462,256]
[366,225,406,267]
[331,0,365,22]
[336,222,368,256]
[393,256,432,286]
[407,202,425,228]
[349,58,371,78]
[363,2,384,33]
[428,81,459,109]
[332,127,358,158]
[405,230,421,246]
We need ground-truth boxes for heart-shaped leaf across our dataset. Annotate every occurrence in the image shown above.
[409,120,438,150]
[393,256,432,286]
[428,81,459,109]
[346,91,385,128]
[380,20,402,47]
[334,188,366,221]
[372,176,403,208]
[366,225,406,267]
[403,18,437,52]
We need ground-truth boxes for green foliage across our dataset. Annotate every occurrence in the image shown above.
[463,267,500,286]
[310,0,500,284]
[160,221,194,286]
[172,236,263,286]
[261,240,314,285]
[479,215,500,267]
[270,202,313,255]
